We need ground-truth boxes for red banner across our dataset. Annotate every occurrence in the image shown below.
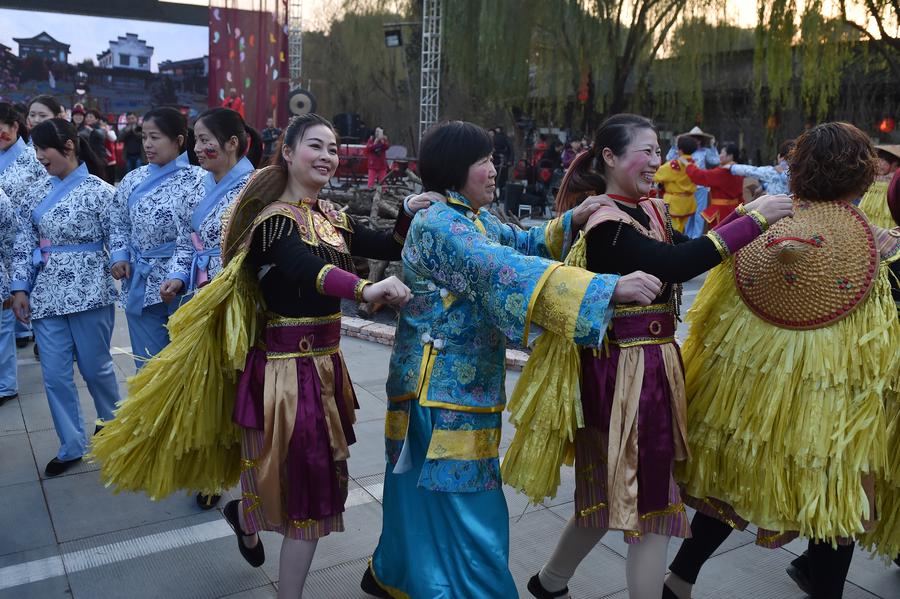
[208,0,289,129]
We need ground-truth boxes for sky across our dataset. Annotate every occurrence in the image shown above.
[0,8,208,72]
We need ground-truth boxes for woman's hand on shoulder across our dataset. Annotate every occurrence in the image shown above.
[572,194,618,228]
[744,194,793,225]
[406,192,443,215]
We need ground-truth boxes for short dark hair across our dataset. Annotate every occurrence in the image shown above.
[269,113,338,169]
[126,111,136,117]
[778,139,795,159]
[0,102,29,142]
[418,121,493,194]
[677,135,699,155]
[143,107,188,150]
[86,108,102,120]
[557,113,657,210]
[788,122,876,201]
[722,142,739,160]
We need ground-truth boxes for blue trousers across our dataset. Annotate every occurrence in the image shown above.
[14,317,31,339]
[33,305,120,460]
[126,300,177,369]
[0,309,18,396]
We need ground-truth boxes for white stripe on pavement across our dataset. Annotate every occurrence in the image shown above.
[0,479,384,591]
[16,346,134,368]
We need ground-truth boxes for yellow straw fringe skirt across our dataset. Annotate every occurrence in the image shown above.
[676,260,900,556]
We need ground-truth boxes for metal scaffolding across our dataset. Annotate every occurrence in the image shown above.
[418,0,442,143]
[288,0,302,89]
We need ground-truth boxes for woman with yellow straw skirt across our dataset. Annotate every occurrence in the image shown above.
[858,144,900,228]
[507,114,793,599]
[662,123,900,599]
[92,114,429,599]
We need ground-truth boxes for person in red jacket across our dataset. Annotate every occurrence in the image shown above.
[685,142,744,227]
[365,126,390,188]
[221,88,245,119]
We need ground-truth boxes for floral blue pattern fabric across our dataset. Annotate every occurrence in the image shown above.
[12,170,117,320]
[0,189,17,299]
[386,196,618,493]
[0,142,52,219]
[109,160,205,307]
[172,165,253,287]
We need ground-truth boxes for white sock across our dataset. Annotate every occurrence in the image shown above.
[539,517,607,592]
[276,537,318,599]
[626,533,670,599]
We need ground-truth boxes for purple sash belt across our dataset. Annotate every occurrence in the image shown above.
[606,304,675,347]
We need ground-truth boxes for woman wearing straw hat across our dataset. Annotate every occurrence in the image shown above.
[859,144,900,228]
[513,113,792,599]
[663,122,900,599]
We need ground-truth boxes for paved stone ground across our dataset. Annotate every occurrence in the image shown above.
[1,275,898,598]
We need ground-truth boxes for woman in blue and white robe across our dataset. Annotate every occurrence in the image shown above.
[168,108,258,293]
[0,103,52,397]
[169,108,259,508]
[11,118,120,477]
[0,103,51,367]
[109,108,204,368]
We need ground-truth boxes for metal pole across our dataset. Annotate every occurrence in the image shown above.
[418,0,441,143]
[288,0,302,89]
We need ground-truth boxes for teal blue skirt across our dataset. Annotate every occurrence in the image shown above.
[371,399,516,598]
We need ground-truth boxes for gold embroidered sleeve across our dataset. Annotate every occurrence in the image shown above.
[315,264,336,295]
[705,230,730,261]
[747,209,769,232]
[529,265,597,339]
[354,278,373,302]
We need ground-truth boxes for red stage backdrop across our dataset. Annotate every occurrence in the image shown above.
[208,0,289,129]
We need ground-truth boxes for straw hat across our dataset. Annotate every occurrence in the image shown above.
[875,144,900,162]
[221,165,287,264]
[681,126,713,139]
[734,199,879,330]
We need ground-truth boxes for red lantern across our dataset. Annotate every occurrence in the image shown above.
[578,89,589,104]
[878,118,895,134]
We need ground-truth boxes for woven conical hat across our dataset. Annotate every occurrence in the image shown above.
[221,165,287,264]
[875,144,900,162]
[734,200,878,330]
[682,126,713,139]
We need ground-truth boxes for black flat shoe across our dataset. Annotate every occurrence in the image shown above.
[223,499,265,567]
[662,584,681,599]
[196,492,221,510]
[894,554,899,568]
[15,337,28,348]
[527,573,569,598]
[360,566,391,598]
[33,343,39,360]
[786,564,812,595]
[0,393,17,406]
[45,456,82,477]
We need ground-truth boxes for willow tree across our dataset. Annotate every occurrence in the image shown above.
[443,0,699,124]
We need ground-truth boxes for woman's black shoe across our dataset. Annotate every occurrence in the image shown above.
[196,492,221,510]
[223,499,265,567]
[786,551,812,595]
[45,457,82,477]
[0,393,17,407]
[33,343,39,360]
[527,573,569,598]
[15,337,28,348]
[360,566,391,598]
